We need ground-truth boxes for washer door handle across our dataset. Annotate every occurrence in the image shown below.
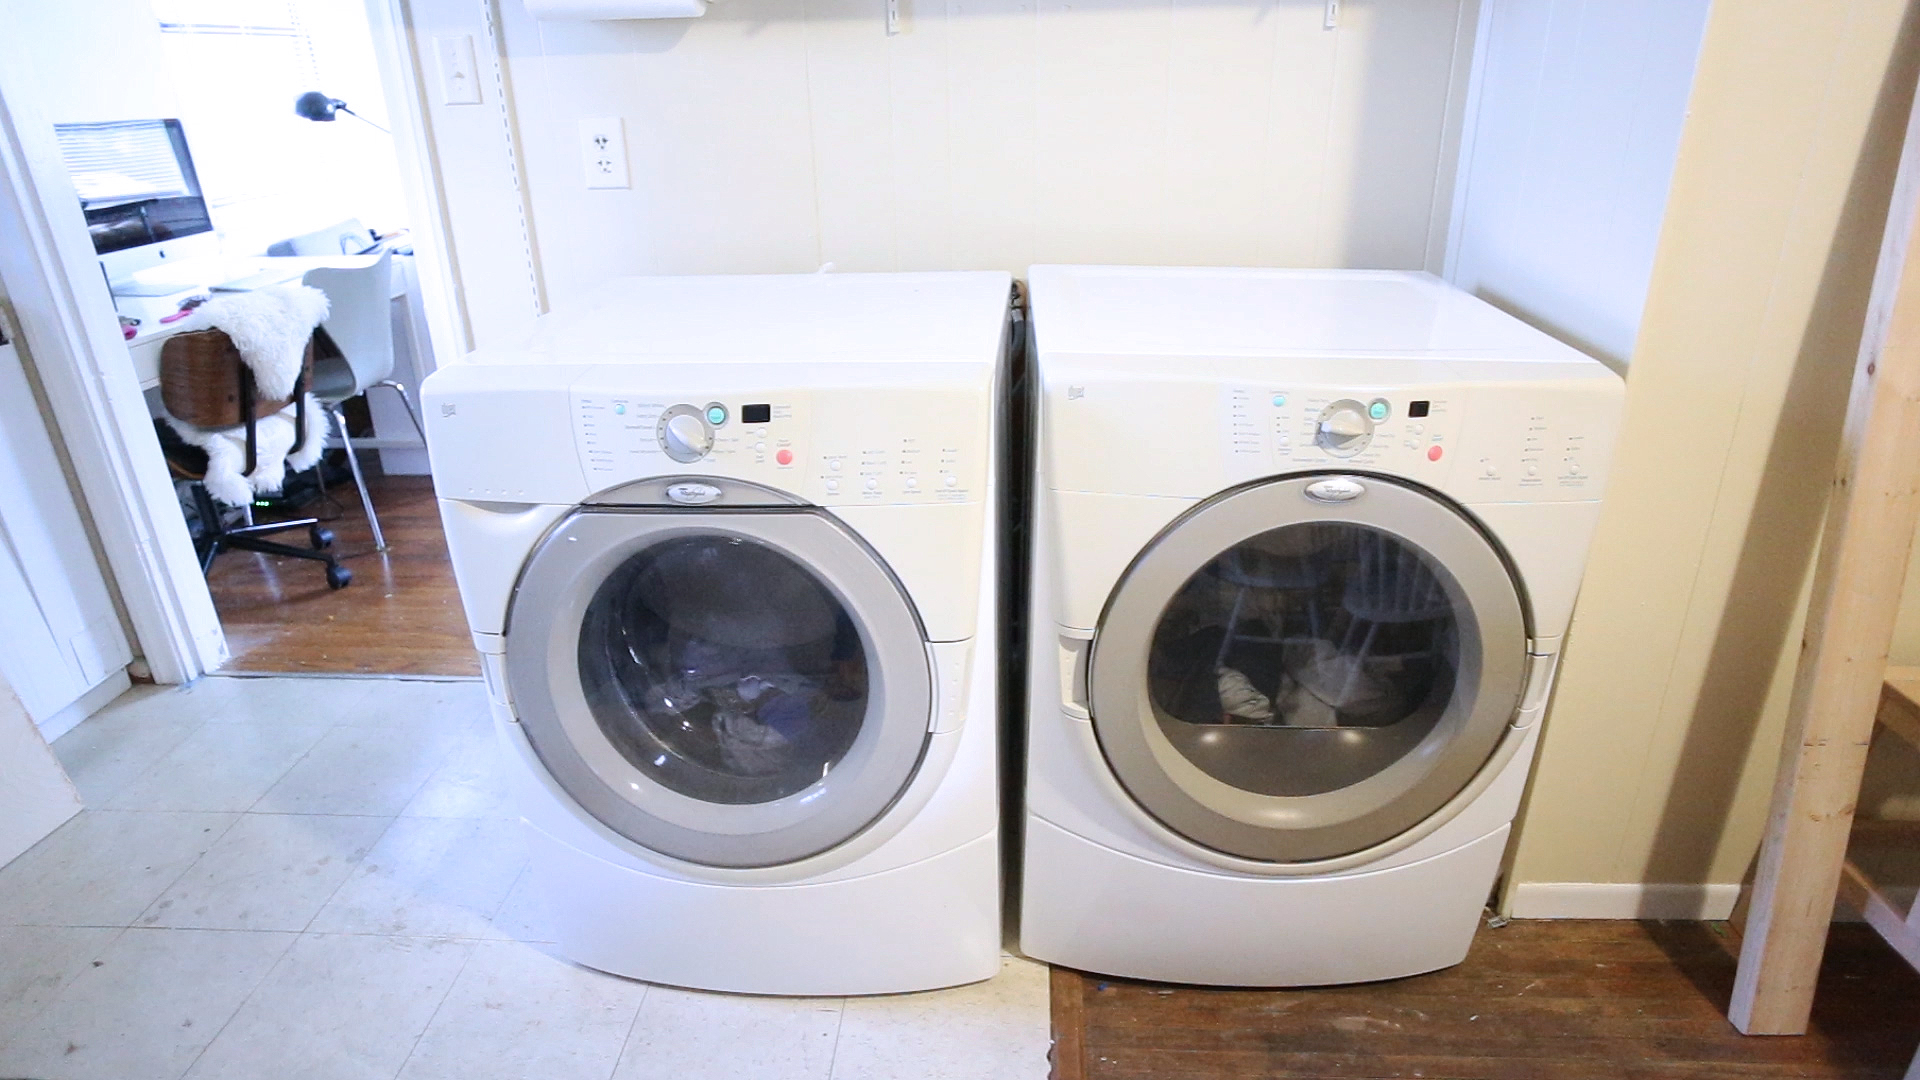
[1304,476,1366,503]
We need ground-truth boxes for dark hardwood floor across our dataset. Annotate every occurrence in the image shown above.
[1049,920,1920,1080]
[206,472,479,677]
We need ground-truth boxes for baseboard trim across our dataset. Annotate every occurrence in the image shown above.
[35,669,132,743]
[1506,882,1741,920]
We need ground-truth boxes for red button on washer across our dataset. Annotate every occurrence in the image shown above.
[776,448,793,465]
[1427,445,1444,462]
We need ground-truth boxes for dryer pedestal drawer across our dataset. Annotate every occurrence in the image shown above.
[1020,815,1507,987]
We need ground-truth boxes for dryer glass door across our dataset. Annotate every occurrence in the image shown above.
[1088,475,1527,863]
[505,508,933,869]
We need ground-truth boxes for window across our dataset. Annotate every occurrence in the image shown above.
[150,0,405,254]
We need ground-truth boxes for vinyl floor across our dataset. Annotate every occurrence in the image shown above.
[0,676,1050,1080]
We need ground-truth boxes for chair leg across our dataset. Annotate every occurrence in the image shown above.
[329,403,387,552]
[375,380,429,447]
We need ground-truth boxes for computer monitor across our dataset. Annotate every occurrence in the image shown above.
[53,119,219,293]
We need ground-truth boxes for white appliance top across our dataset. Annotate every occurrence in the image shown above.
[1028,266,1600,365]
[464,271,1012,367]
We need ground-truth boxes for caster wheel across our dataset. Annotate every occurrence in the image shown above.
[309,525,334,549]
[326,564,353,590]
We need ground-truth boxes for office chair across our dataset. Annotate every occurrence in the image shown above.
[158,329,351,590]
[302,251,428,551]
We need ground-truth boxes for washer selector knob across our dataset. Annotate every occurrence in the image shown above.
[1315,400,1375,457]
[657,405,714,462]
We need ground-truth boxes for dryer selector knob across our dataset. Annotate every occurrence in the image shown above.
[658,405,714,462]
[1315,400,1375,457]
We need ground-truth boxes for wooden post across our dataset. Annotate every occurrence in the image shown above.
[1729,74,1920,1034]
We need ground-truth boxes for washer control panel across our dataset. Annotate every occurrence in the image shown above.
[571,381,985,505]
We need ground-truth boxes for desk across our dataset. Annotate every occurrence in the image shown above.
[125,254,389,390]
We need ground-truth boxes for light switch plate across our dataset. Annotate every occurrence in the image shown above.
[434,36,482,106]
[580,118,630,190]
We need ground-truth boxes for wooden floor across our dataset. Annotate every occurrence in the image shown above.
[207,473,479,677]
[1050,921,1920,1080]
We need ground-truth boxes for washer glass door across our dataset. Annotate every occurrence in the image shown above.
[1088,475,1527,863]
[506,508,933,869]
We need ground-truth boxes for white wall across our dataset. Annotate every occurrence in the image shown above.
[1503,0,1920,915]
[411,0,1482,347]
[11,0,179,125]
[1447,0,1711,366]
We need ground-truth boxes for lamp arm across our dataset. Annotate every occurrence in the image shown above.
[334,105,391,136]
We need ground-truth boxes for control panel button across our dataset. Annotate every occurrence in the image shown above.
[776,448,794,466]
[1368,400,1390,421]
[864,477,879,491]
[829,459,842,472]
[614,403,626,416]
[905,477,919,489]
[825,479,840,494]
[944,475,958,488]
[1272,394,1288,407]
[1427,445,1444,462]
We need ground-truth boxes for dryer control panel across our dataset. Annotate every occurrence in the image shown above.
[570,379,986,506]
[1221,382,1613,501]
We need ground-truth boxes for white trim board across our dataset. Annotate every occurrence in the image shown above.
[34,669,130,744]
[1506,882,1742,921]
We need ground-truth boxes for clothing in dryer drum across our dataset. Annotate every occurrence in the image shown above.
[1148,522,1460,797]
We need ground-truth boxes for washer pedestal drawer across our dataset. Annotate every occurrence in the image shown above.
[522,821,1000,996]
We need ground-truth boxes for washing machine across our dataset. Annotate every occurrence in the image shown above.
[423,272,1013,995]
[1018,266,1624,986]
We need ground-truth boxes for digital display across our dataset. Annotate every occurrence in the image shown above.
[741,404,772,424]
[1408,400,1431,418]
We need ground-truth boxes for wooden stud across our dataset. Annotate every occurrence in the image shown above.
[1728,73,1920,1034]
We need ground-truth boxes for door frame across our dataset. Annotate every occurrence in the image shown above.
[0,3,471,683]
[0,46,224,684]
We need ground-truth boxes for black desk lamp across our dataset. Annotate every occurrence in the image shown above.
[294,91,390,135]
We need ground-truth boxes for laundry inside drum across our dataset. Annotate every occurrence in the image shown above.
[1145,523,1463,797]
[576,534,869,805]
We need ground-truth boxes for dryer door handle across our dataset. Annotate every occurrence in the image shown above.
[1059,632,1093,719]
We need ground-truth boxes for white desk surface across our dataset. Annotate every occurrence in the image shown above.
[126,254,399,390]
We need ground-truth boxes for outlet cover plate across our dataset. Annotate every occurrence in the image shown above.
[579,117,630,190]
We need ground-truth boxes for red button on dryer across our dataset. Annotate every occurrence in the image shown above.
[776,448,793,465]
[1427,445,1444,462]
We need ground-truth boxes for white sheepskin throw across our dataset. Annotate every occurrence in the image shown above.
[200,283,330,401]
[165,282,332,506]
[171,395,326,507]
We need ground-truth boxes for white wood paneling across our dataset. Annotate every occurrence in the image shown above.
[1447,0,1712,364]
[430,0,1475,340]
[0,333,134,727]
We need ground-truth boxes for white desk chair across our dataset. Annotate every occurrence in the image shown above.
[270,218,377,257]
[302,251,426,551]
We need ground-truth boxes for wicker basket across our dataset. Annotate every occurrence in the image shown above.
[159,329,314,430]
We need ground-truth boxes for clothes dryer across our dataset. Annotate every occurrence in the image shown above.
[1019,266,1623,985]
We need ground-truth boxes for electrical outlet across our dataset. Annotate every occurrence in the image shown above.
[579,118,630,190]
